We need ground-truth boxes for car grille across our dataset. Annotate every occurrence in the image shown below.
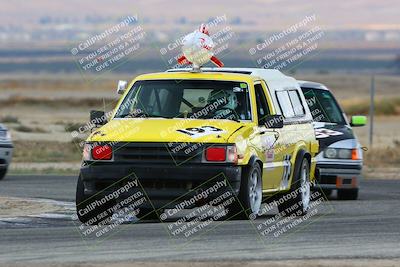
[112,142,203,164]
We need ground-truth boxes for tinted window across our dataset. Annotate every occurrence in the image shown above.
[254,84,270,124]
[302,87,346,124]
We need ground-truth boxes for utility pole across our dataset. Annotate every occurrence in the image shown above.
[369,75,375,148]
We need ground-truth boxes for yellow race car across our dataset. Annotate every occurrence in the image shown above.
[76,68,319,224]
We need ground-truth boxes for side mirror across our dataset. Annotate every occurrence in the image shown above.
[117,80,128,95]
[264,114,284,129]
[90,110,107,126]
[350,115,366,127]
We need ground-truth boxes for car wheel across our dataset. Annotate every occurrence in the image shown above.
[337,188,358,200]
[312,188,332,199]
[0,168,7,180]
[75,175,115,225]
[226,163,262,220]
[278,158,311,216]
[322,189,332,197]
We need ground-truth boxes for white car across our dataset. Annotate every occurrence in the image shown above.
[299,81,366,200]
[0,123,13,180]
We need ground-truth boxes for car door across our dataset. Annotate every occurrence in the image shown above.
[275,89,309,190]
[253,82,283,190]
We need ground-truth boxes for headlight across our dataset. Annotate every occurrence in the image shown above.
[338,149,352,159]
[324,148,356,159]
[5,130,11,140]
[0,130,11,141]
[324,148,338,158]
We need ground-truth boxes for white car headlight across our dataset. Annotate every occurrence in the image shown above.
[0,130,11,141]
[5,130,11,140]
[338,149,352,159]
[324,148,338,158]
[324,148,355,159]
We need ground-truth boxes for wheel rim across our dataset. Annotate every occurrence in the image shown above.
[249,169,262,214]
[300,162,310,211]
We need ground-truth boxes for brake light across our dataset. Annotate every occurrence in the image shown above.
[205,147,226,161]
[92,145,112,160]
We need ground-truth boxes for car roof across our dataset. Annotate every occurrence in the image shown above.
[298,80,329,91]
[167,67,292,82]
[134,71,255,83]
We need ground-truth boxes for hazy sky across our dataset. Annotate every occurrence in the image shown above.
[1,0,399,30]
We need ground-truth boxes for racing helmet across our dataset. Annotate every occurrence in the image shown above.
[207,90,238,110]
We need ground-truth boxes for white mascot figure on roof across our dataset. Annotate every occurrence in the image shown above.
[177,24,224,70]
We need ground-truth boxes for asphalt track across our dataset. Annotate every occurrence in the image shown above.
[0,174,399,265]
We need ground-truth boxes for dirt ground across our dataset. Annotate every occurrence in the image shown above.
[0,196,62,218]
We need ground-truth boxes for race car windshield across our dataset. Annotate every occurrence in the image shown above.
[114,79,252,121]
[301,87,346,125]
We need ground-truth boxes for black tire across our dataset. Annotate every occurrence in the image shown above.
[225,163,262,220]
[277,158,311,216]
[337,188,358,200]
[322,189,332,197]
[312,188,332,199]
[75,175,115,225]
[0,168,7,180]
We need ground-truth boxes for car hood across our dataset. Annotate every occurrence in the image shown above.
[313,122,356,151]
[88,118,246,144]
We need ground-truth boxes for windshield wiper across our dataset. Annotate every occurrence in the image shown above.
[118,112,145,118]
[146,115,173,119]
[200,114,240,123]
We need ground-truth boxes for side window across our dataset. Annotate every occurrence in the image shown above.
[254,84,270,124]
[288,90,305,116]
[276,91,295,118]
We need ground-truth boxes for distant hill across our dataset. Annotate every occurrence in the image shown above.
[1,0,400,31]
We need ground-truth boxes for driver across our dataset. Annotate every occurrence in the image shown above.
[207,90,238,120]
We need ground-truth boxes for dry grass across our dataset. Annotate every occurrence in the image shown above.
[297,74,400,100]
[14,125,49,133]
[0,77,115,92]
[363,141,400,168]
[0,115,20,123]
[341,97,400,115]
[13,140,81,163]
[0,95,116,108]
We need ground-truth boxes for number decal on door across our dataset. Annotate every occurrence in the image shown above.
[280,155,292,189]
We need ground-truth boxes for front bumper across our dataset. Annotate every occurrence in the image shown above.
[0,143,13,169]
[313,162,362,190]
[80,162,242,209]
